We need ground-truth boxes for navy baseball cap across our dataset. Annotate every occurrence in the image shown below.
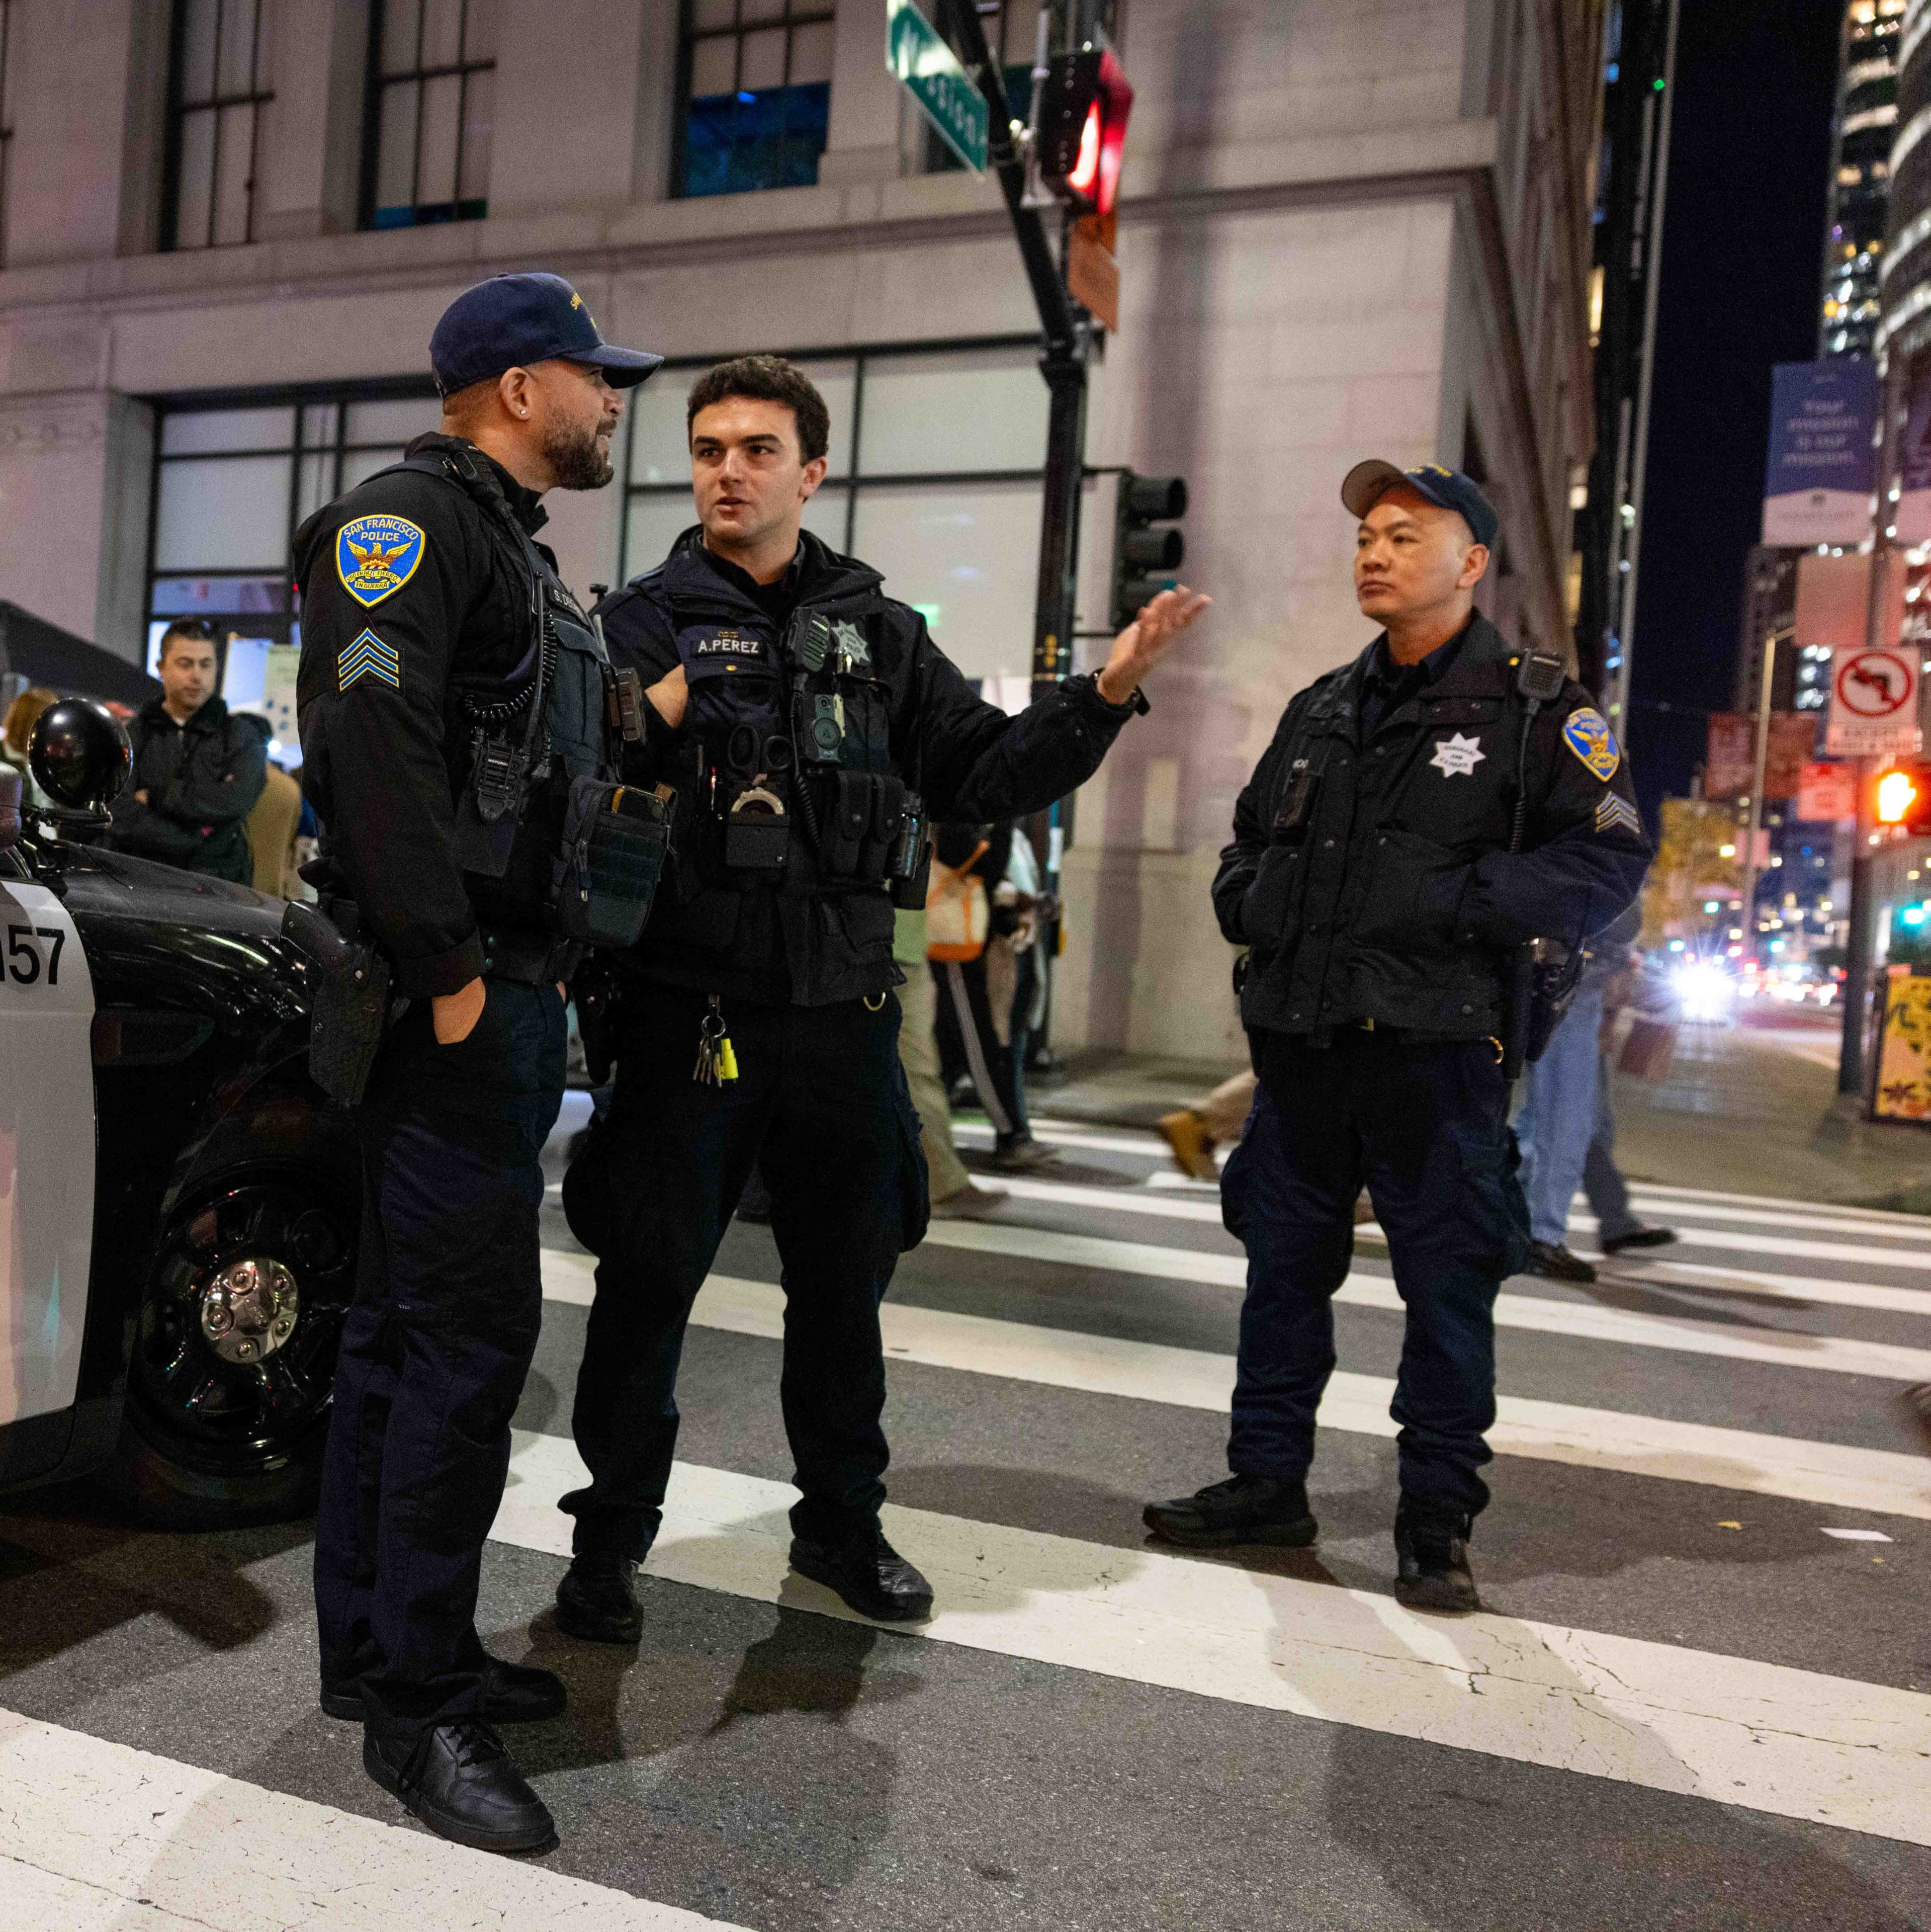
[1341,458,1499,548]
[430,273,664,396]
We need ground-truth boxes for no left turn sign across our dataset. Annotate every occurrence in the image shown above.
[1827,646,1921,757]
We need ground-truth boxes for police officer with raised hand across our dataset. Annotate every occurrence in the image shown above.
[555,355,1208,1639]
[1144,460,1649,1613]
[295,273,662,1854]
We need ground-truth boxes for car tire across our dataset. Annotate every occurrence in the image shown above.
[106,1171,358,1530]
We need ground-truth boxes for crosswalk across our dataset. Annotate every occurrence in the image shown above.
[6,1103,1931,1928]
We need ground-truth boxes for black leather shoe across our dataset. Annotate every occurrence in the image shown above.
[553,1552,644,1644]
[364,1721,557,1855]
[322,1655,566,1725]
[1601,1225,1677,1255]
[789,1527,934,1622]
[1523,1238,1597,1283]
[1393,1501,1480,1614]
[1143,1474,1318,1549]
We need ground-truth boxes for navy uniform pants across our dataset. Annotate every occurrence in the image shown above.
[1226,1030,1531,1522]
[560,982,927,1561]
[313,981,566,1741]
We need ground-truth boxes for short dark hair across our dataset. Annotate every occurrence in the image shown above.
[160,619,219,660]
[686,355,829,463]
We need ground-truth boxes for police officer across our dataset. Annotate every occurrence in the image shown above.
[1144,460,1649,1612]
[295,273,661,1853]
[553,355,1209,1637]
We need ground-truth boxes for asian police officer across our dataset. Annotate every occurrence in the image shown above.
[554,355,1210,1639]
[1145,460,1650,1612]
[296,274,661,1853]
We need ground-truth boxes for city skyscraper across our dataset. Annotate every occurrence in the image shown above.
[1822,0,1904,355]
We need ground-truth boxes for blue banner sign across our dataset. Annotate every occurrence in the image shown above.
[1762,359,1876,547]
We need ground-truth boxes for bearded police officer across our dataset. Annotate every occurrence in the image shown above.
[295,274,663,1853]
[554,356,1209,1638]
[1145,460,1649,1612]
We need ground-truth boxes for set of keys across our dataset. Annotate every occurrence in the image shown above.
[692,993,739,1085]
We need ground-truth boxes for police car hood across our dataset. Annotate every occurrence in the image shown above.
[53,840,290,942]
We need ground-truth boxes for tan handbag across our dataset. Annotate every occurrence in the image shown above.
[926,838,990,962]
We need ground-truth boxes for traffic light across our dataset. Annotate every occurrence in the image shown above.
[1112,472,1187,627]
[1037,44,1133,218]
[1875,762,1931,835]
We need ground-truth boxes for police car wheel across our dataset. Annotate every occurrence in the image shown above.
[110,1174,357,1529]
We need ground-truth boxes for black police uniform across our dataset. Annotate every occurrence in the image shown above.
[296,432,618,1741]
[1208,613,1649,1529]
[560,526,1145,1588]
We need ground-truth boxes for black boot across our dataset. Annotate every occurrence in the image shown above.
[1393,1499,1479,1614]
[1523,1239,1596,1283]
[364,1721,557,1854]
[553,1552,643,1644]
[1143,1474,1318,1549]
[789,1525,934,1622]
[322,1655,565,1725]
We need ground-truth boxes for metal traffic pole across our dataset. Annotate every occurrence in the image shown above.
[1735,623,1785,963]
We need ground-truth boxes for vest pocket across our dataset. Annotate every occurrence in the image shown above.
[1354,828,1469,948]
[1242,844,1303,948]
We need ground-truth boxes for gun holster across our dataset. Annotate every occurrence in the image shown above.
[282,899,395,1108]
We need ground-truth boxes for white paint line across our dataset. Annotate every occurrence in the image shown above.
[906,1220,1931,1383]
[493,1434,1931,1850]
[0,1707,741,1932]
[1608,1176,1931,1224]
[1610,1198,1931,1243]
[537,1257,1931,1522]
[953,1119,1184,1159]
[1581,1255,1931,1318]
[1819,1527,1894,1542]
[991,1173,1232,1224]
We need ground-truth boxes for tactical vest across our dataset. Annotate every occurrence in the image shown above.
[385,447,668,950]
[665,574,926,907]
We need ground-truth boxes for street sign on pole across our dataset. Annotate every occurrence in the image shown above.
[1826,646,1920,758]
[886,0,988,177]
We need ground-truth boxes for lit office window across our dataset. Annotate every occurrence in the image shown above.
[162,0,274,250]
[145,387,443,710]
[363,0,497,229]
[679,0,836,199]
[620,339,1057,681]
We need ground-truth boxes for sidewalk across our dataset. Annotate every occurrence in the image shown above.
[1035,1015,1931,1212]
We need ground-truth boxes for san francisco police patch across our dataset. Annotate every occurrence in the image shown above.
[336,515,425,608]
[337,628,400,691]
[1562,706,1620,781]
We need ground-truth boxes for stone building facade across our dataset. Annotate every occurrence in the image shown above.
[0,0,1601,1059]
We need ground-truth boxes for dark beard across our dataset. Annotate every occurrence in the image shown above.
[541,418,613,490]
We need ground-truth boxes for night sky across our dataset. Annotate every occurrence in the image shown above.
[1626,0,1849,820]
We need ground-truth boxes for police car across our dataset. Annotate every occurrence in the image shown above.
[0,702,358,1526]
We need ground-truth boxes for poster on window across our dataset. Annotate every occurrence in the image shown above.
[1704,714,1753,800]
[1763,359,1876,547]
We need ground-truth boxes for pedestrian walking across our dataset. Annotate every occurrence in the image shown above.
[553,354,1208,1638]
[1145,457,1649,1612]
[297,273,662,1854]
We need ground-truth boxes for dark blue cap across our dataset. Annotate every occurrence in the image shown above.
[429,273,664,396]
[1341,458,1499,549]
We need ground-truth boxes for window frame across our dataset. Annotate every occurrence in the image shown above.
[159,0,275,253]
[359,0,498,231]
[672,0,839,200]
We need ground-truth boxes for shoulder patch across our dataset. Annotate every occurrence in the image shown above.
[1562,706,1620,781]
[337,629,401,691]
[336,514,426,608]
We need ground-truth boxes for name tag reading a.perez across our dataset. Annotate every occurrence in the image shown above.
[677,625,769,674]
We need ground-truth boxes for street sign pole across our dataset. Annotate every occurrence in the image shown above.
[1736,625,1781,964]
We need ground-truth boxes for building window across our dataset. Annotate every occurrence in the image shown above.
[0,1,15,266]
[145,384,443,753]
[678,0,836,199]
[161,0,273,250]
[362,0,497,230]
[621,338,1064,682]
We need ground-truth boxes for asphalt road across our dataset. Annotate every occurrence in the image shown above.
[3,1092,1930,1931]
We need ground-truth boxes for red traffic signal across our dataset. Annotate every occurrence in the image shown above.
[1038,46,1133,218]
[1875,762,1931,834]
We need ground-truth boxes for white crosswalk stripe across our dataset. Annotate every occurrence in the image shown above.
[537,1258,1931,1521]
[490,1433,1931,1848]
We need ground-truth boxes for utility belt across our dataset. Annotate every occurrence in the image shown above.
[480,925,584,986]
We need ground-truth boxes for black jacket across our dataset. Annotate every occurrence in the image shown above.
[293,435,559,998]
[600,527,1142,1006]
[1217,616,1651,1041]
[107,696,268,885]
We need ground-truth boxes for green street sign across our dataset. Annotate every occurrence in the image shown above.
[886,0,989,178]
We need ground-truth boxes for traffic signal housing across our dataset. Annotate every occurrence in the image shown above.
[1876,762,1931,835]
[1037,45,1133,218]
[1112,472,1187,628]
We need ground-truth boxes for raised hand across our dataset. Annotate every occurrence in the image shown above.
[1096,586,1213,707]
